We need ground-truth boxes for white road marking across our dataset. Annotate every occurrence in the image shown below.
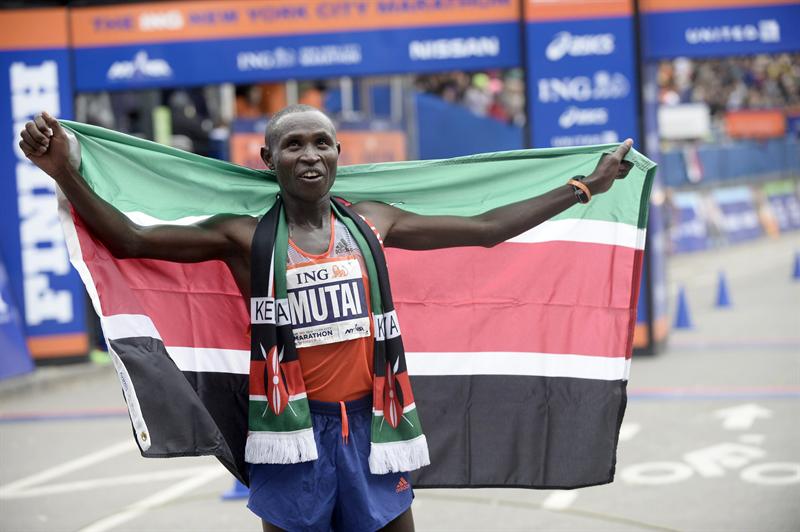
[78,466,227,532]
[618,422,641,442]
[714,403,772,430]
[1,467,215,499]
[738,434,766,445]
[0,440,135,497]
[740,463,800,485]
[541,491,579,510]
[683,443,765,477]
[621,462,694,485]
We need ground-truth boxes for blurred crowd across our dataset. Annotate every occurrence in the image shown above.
[414,69,527,127]
[75,53,798,157]
[76,70,529,158]
[76,81,324,157]
[658,53,800,117]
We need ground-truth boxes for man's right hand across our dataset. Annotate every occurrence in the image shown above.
[19,111,73,180]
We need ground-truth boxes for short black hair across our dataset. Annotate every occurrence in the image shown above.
[264,104,334,150]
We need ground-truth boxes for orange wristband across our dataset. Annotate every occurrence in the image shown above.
[567,178,592,204]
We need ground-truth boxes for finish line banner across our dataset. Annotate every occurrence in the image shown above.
[69,0,521,91]
[0,9,88,360]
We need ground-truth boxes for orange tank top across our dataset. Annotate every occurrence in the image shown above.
[286,216,374,402]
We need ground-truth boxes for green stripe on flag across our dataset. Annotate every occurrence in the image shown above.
[62,122,656,230]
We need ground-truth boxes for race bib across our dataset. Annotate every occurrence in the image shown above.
[286,258,371,348]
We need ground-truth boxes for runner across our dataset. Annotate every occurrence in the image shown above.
[20,105,632,532]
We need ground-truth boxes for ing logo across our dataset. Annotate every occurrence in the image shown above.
[332,264,349,278]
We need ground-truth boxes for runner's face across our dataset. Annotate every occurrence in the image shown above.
[266,111,340,203]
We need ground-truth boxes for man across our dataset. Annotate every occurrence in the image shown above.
[20,105,632,531]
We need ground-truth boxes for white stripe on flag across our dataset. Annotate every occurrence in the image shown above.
[102,314,162,341]
[123,212,643,250]
[93,312,631,380]
[406,352,630,381]
[124,212,212,226]
[508,219,646,250]
[166,347,250,375]
[57,196,152,451]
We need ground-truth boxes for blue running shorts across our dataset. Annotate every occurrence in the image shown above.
[247,395,414,531]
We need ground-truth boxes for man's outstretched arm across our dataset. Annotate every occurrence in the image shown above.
[353,140,633,250]
[19,112,250,262]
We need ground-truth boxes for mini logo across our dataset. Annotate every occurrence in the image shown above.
[409,36,500,61]
[334,239,357,255]
[558,106,609,129]
[546,31,615,61]
[107,51,173,81]
[395,476,410,493]
[344,324,367,336]
[538,71,629,103]
[685,19,781,45]
[758,19,781,43]
[332,264,349,278]
[138,10,184,31]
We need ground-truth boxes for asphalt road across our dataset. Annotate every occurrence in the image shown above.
[1,233,798,532]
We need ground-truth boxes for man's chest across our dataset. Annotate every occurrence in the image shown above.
[285,230,372,348]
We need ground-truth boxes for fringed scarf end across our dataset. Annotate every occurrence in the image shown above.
[245,429,318,464]
[368,435,431,474]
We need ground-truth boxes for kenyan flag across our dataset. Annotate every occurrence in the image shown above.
[58,121,655,487]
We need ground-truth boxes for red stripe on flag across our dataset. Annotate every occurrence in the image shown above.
[76,215,639,358]
[387,243,640,358]
[75,217,249,349]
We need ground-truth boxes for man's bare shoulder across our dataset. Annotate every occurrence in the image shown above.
[351,201,405,238]
[201,213,258,246]
[351,200,406,222]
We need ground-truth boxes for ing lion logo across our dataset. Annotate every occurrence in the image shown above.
[332,265,349,278]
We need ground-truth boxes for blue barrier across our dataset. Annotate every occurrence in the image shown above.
[414,92,524,160]
[0,254,33,380]
[660,136,799,188]
[670,191,710,253]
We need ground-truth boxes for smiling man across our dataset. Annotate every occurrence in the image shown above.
[20,105,632,532]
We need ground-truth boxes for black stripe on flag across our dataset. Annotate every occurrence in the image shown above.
[109,338,249,485]
[410,374,627,489]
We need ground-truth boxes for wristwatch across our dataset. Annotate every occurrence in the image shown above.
[567,175,591,204]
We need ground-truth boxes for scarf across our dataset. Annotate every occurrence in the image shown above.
[245,196,430,474]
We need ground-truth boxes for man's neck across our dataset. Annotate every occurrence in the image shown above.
[282,194,331,230]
